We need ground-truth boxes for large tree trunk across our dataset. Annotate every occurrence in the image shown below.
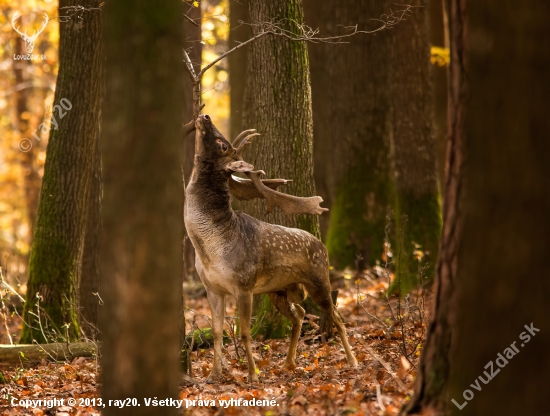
[20,0,103,344]
[405,1,550,414]
[389,2,442,292]
[242,0,320,339]
[100,0,184,413]
[303,0,332,240]
[323,0,393,271]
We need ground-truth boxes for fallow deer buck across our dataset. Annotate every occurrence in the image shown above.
[184,114,358,383]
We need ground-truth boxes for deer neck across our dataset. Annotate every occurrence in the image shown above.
[186,158,234,226]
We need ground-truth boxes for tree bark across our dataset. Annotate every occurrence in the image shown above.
[100,1,184,414]
[429,0,449,189]
[323,0,393,271]
[182,4,202,283]
[20,0,103,344]
[229,0,249,140]
[405,1,550,414]
[242,0,320,339]
[303,0,332,240]
[13,36,41,237]
[389,1,442,292]
[242,0,320,237]
[80,128,102,338]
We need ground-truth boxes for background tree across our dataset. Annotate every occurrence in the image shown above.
[182,2,202,282]
[405,0,550,414]
[229,0,249,140]
[322,0,393,271]
[429,0,449,187]
[20,0,103,344]
[241,0,320,338]
[389,2,441,291]
[13,35,41,236]
[79,129,101,337]
[100,0,184,413]
[303,0,332,239]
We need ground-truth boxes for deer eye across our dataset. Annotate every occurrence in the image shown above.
[221,143,228,152]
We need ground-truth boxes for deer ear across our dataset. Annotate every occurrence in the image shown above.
[225,160,254,173]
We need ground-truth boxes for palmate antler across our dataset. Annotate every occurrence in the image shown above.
[228,127,328,218]
[244,170,328,219]
[229,175,290,201]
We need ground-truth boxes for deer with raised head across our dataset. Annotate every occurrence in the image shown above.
[184,114,358,383]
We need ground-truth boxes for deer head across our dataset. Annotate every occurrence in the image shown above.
[194,114,328,218]
[195,114,258,175]
[11,10,49,54]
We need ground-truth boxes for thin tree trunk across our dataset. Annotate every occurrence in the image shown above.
[13,37,41,237]
[405,1,550,414]
[229,0,249,140]
[429,0,449,189]
[20,0,103,344]
[242,0,320,339]
[324,0,393,270]
[80,129,101,338]
[100,1,184,413]
[182,4,202,283]
[389,1,442,292]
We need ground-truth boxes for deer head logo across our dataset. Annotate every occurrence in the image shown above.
[11,10,49,54]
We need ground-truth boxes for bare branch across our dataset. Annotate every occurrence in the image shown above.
[184,13,199,27]
[182,48,198,83]
[197,30,271,78]
[196,5,415,79]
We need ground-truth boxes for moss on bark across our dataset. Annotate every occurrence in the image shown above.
[20,0,103,344]
[326,164,393,270]
[252,295,291,339]
[393,191,442,293]
[243,0,320,339]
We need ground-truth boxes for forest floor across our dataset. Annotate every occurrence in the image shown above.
[0,269,431,415]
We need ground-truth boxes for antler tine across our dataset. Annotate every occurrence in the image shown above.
[11,11,24,36]
[36,12,49,37]
[244,170,328,219]
[235,133,260,155]
[231,129,256,147]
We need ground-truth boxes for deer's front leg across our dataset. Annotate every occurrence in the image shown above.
[237,292,258,383]
[206,290,225,382]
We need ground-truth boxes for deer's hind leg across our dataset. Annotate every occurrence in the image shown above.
[304,279,358,368]
[268,290,305,368]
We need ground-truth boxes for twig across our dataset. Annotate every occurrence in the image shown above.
[365,345,408,392]
[375,381,385,412]
[360,303,388,329]
[184,13,199,27]
[0,268,25,303]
